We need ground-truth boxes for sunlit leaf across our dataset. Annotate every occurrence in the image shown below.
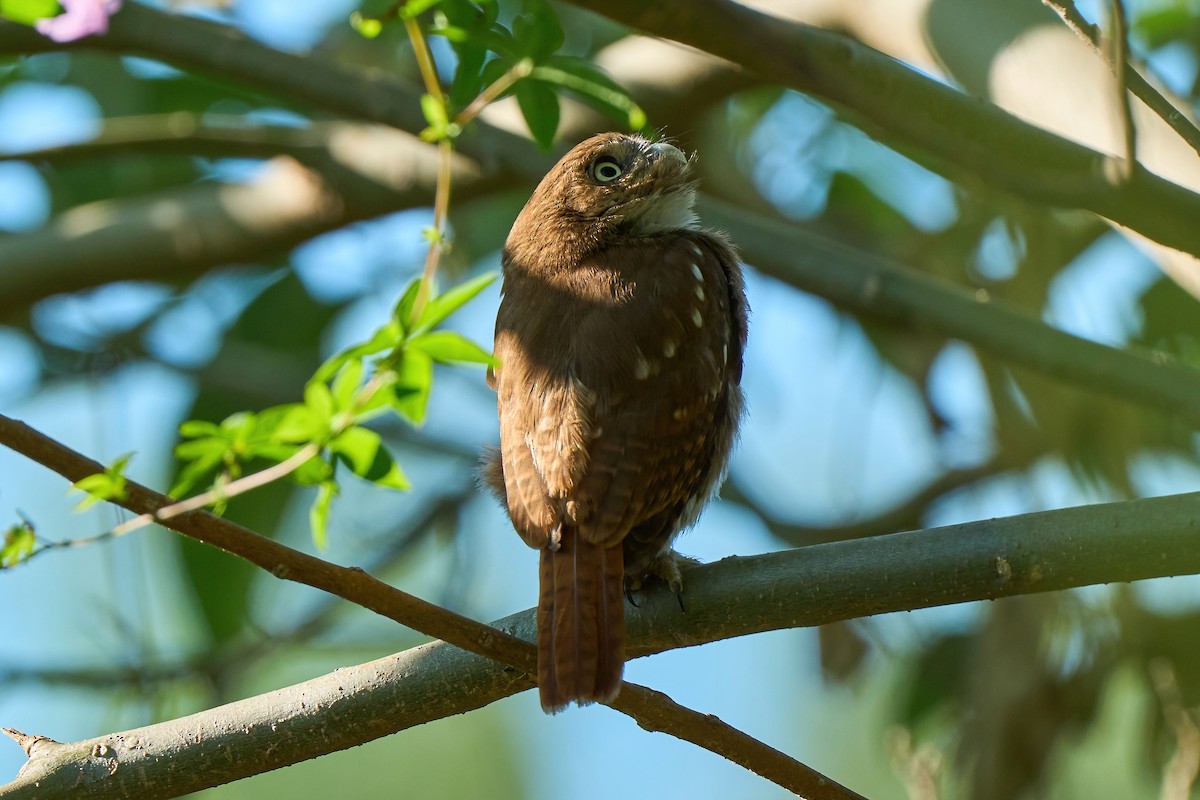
[0,0,60,26]
[179,419,222,438]
[304,380,335,426]
[412,271,497,335]
[399,0,444,20]
[331,426,411,490]
[408,330,496,366]
[70,453,132,511]
[349,12,383,38]
[309,479,338,550]
[532,60,647,130]
[1,522,35,567]
[389,349,434,425]
[331,359,365,411]
[393,277,424,336]
[313,320,403,383]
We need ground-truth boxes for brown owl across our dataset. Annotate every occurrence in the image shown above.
[483,132,748,713]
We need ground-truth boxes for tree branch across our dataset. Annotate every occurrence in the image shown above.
[5,411,1200,795]
[563,0,1200,259]
[0,125,490,318]
[0,414,858,800]
[699,196,1200,426]
[9,125,1200,436]
[0,4,545,175]
[6,1,1200,259]
[1042,0,1200,159]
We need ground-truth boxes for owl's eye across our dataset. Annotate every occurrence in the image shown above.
[590,156,624,184]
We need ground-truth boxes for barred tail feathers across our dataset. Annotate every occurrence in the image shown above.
[537,531,625,712]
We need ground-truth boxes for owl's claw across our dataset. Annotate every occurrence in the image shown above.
[627,549,698,612]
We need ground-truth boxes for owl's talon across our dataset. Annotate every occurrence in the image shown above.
[634,549,698,612]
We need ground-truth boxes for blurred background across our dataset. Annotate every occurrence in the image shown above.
[3,0,1200,797]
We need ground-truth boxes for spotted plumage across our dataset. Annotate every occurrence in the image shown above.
[483,132,748,712]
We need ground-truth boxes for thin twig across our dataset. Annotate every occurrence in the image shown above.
[1042,0,1200,160]
[1108,0,1137,182]
[402,13,450,327]
[453,58,534,127]
[0,412,849,798]
[108,443,320,539]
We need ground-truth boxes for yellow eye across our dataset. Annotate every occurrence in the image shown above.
[590,156,623,183]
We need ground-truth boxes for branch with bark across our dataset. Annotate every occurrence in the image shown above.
[4,410,1200,797]
[0,413,861,800]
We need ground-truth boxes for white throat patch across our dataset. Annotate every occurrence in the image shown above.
[627,187,699,234]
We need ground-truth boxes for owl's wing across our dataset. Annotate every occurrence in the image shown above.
[569,232,746,549]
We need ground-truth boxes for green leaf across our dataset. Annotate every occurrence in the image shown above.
[412,271,497,335]
[174,436,225,461]
[70,453,132,511]
[2,522,35,568]
[512,0,563,62]
[331,359,365,411]
[450,39,488,113]
[292,452,334,486]
[0,0,60,26]
[516,79,559,150]
[267,403,323,444]
[349,12,383,38]
[420,93,459,142]
[393,277,424,336]
[421,93,449,129]
[304,380,336,426]
[331,426,411,490]
[179,419,222,438]
[309,480,339,550]
[170,450,225,498]
[408,330,496,366]
[399,0,444,20]
[389,349,434,425]
[313,319,403,383]
[532,60,647,130]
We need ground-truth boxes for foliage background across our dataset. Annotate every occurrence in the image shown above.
[3,0,1200,797]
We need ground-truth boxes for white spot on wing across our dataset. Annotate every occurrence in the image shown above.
[694,284,705,301]
[691,308,703,328]
[634,348,651,380]
[687,242,704,259]
[690,263,703,282]
[663,340,677,358]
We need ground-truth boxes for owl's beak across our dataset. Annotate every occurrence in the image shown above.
[645,141,692,191]
[648,141,687,167]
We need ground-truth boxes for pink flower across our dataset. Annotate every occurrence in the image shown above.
[35,0,123,43]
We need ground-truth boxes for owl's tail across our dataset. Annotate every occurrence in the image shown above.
[537,530,625,713]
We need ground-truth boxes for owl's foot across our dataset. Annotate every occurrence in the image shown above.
[626,550,699,611]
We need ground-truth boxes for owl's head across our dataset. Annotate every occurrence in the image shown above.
[507,133,699,271]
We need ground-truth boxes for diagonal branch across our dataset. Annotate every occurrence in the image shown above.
[5,2,1200,259]
[698,196,1200,426]
[562,0,1200,260]
[0,413,859,800]
[5,412,1200,795]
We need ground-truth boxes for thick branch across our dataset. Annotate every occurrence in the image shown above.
[0,4,542,175]
[4,411,1200,795]
[6,2,1200,259]
[0,125,489,318]
[0,415,856,800]
[700,196,1200,426]
[564,0,1200,259]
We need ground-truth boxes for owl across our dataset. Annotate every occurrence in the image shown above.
[483,132,748,712]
